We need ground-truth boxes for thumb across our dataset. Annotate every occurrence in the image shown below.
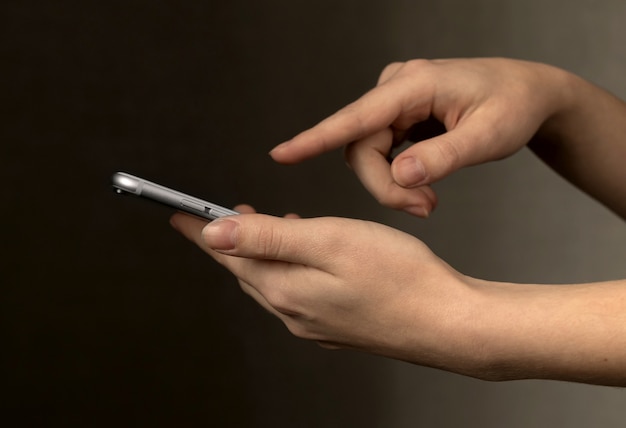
[202,214,337,269]
[390,124,496,188]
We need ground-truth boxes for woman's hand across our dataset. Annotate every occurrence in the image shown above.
[270,58,574,217]
[170,207,482,374]
[171,207,626,386]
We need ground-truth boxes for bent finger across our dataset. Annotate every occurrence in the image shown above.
[170,212,211,250]
[234,204,256,214]
[390,115,511,188]
[345,129,437,217]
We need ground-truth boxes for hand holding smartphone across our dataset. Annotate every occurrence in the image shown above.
[112,172,238,221]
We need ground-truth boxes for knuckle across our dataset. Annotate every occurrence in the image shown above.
[379,60,435,84]
[431,136,462,173]
[404,58,434,73]
[379,61,404,83]
[382,61,404,72]
[255,225,284,260]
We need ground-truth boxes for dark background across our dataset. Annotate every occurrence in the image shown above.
[3,1,626,427]
[2,2,399,426]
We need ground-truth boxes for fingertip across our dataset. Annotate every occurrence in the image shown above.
[170,212,204,232]
[269,141,298,164]
[391,156,428,188]
[404,205,431,218]
[393,186,438,218]
[234,204,257,214]
[202,218,239,251]
[169,213,182,231]
[269,141,287,156]
[169,213,211,250]
[422,186,439,212]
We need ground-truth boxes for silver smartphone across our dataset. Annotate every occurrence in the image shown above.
[112,172,238,221]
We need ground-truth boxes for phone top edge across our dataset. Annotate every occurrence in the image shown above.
[111,172,143,194]
[111,172,239,219]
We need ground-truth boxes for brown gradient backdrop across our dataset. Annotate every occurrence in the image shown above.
[3,1,626,427]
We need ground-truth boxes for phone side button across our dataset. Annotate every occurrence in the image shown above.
[208,207,238,218]
[180,199,205,213]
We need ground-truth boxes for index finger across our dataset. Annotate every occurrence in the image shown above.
[270,82,409,165]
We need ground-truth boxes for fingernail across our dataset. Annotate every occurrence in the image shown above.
[202,219,238,251]
[405,205,430,218]
[269,141,290,155]
[394,157,427,187]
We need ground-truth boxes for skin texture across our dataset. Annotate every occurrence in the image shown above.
[171,58,626,385]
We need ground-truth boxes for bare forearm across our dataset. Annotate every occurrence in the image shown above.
[458,278,626,385]
[531,70,626,219]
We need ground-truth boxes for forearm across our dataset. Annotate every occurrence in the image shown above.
[458,278,626,385]
[531,70,626,219]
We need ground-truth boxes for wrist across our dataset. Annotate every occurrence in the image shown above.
[430,275,572,382]
[428,277,557,382]
[453,278,626,385]
[429,276,525,381]
[530,63,626,218]
[389,274,514,380]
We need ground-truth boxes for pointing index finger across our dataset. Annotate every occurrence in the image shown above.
[270,83,407,165]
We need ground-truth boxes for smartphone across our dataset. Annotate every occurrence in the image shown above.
[112,172,238,221]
